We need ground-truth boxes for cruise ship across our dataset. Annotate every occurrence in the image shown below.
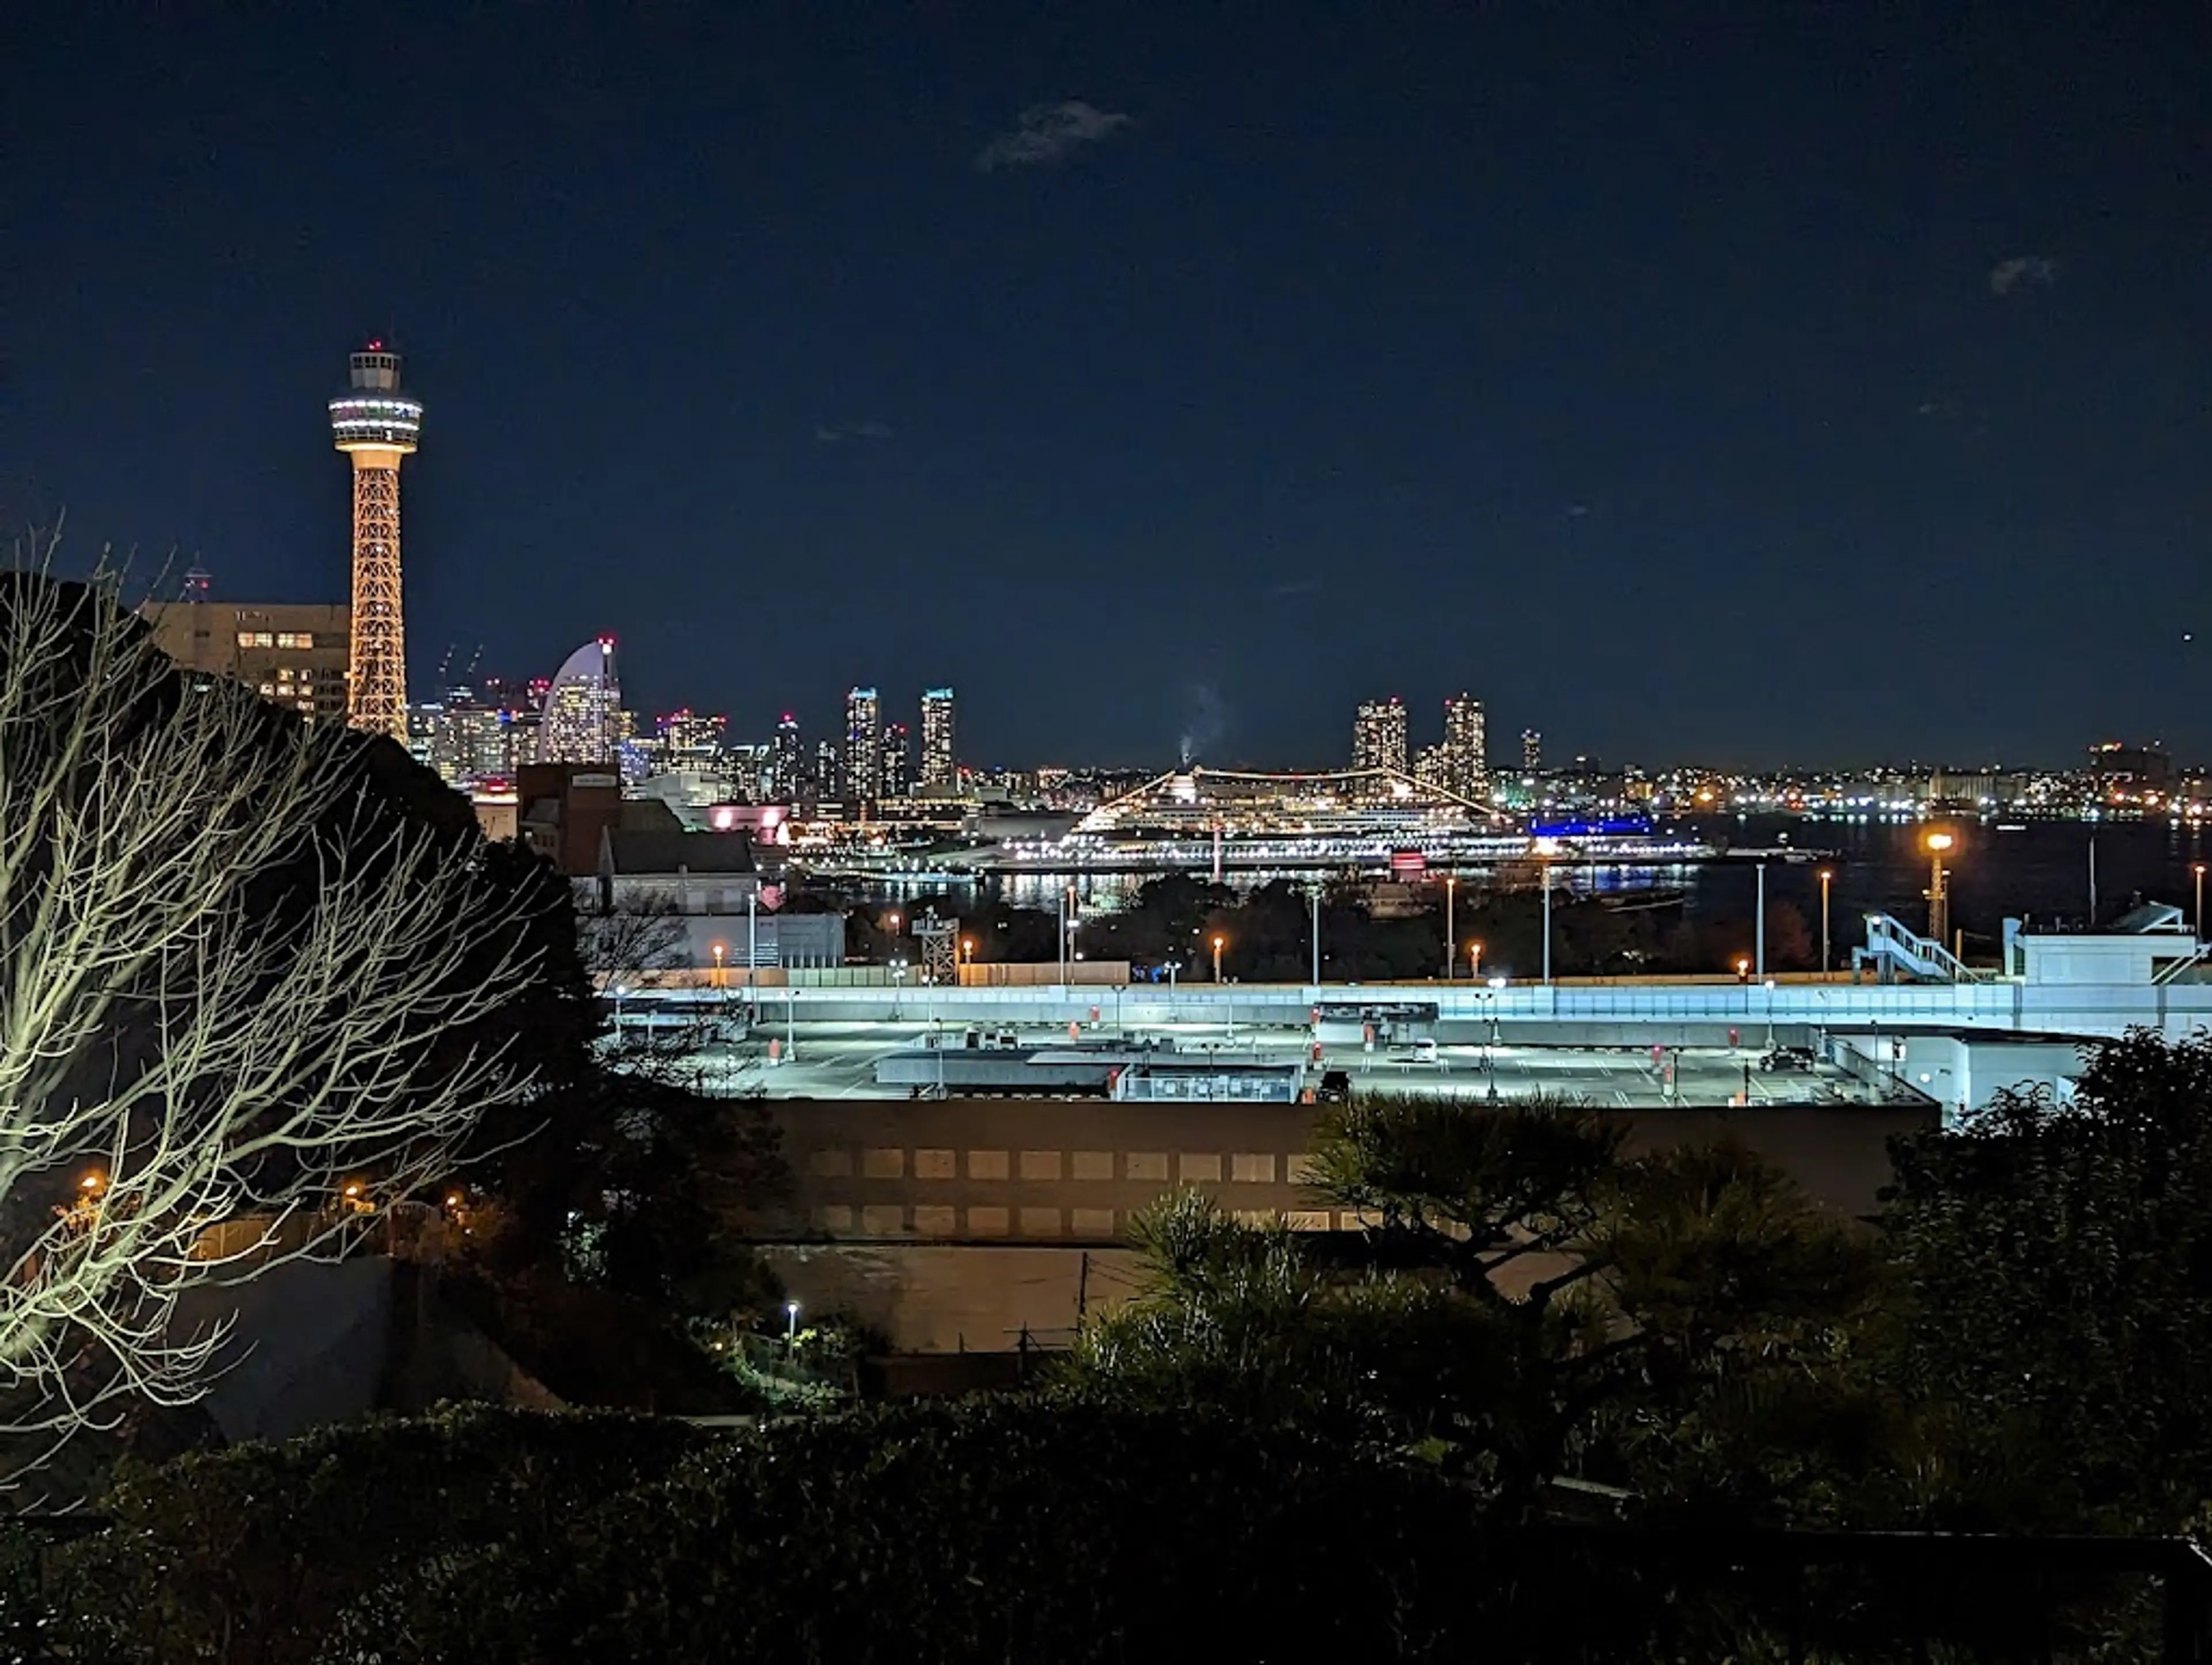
[984,768,1718,874]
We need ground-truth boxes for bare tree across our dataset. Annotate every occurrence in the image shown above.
[0,560,541,1478]
[575,893,691,987]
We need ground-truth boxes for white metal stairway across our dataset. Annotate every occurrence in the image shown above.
[1853,913,1995,984]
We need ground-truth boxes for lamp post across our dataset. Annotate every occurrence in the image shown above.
[1211,934,1225,983]
[2196,863,2206,944]
[1468,940,1483,981]
[784,1299,800,1353]
[1755,860,1767,979]
[1818,868,1832,974]
[1540,860,1553,986]
[1443,873,1456,980]
[711,941,726,989]
[1923,830,1955,949]
[1309,885,1321,987]
[1763,977,1777,1050]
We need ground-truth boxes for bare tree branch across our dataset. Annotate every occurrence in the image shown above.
[0,551,542,1482]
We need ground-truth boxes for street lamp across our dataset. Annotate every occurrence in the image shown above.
[1817,869,1833,974]
[711,941,726,988]
[1211,934,1225,982]
[2195,863,2206,943]
[1468,940,1483,980]
[1763,977,1777,1050]
[1734,956,1751,983]
[785,1299,800,1352]
[1443,873,1457,980]
[1923,830,1956,949]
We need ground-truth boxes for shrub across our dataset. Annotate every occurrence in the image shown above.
[53,1404,715,1665]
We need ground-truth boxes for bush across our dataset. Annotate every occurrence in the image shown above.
[389,1397,1519,1663]
[53,1404,715,1665]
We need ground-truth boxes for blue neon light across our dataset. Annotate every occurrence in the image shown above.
[1529,815,1655,838]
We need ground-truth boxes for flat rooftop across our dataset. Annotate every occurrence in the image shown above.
[666,1018,1901,1108]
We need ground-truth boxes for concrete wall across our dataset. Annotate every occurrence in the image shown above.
[762,1095,1934,1246]
[1830,1033,2089,1124]
[758,1243,1143,1353]
[756,1098,1934,1352]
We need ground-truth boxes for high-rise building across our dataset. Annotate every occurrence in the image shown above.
[813,738,843,801]
[1412,743,1449,793]
[1353,697,1408,774]
[1522,729,1543,772]
[1442,695,1487,801]
[537,637,622,764]
[142,600,352,726]
[881,722,912,798]
[658,709,726,767]
[329,343,422,743]
[920,687,957,790]
[844,687,882,807]
[424,687,516,788]
[767,714,804,800]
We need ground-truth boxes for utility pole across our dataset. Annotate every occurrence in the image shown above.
[1309,885,1321,987]
[1541,861,1553,985]
[1755,861,1767,980]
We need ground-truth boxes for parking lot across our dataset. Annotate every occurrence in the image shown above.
[658,1016,1892,1108]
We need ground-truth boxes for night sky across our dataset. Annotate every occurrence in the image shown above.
[11,4,2210,769]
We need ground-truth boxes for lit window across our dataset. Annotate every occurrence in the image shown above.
[252,632,274,648]
[235,630,256,647]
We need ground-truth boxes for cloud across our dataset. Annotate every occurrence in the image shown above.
[814,421,895,443]
[1989,255,2058,297]
[975,100,1131,171]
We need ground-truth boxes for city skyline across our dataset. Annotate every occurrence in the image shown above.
[16,7,2211,766]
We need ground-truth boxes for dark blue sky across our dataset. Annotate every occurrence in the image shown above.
[11,3,2210,768]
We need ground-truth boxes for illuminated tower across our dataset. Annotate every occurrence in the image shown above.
[844,687,881,807]
[920,687,956,789]
[329,342,423,742]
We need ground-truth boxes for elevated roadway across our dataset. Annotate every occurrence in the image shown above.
[636,972,2212,1049]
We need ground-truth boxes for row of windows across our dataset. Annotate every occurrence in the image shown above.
[815,1204,1340,1237]
[805,1148,1315,1186]
[236,630,319,648]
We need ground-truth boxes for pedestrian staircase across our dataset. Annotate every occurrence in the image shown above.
[1853,913,1997,984]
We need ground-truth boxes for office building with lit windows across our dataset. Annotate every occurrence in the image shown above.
[1522,728,1543,772]
[881,722,912,799]
[142,600,352,726]
[767,714,804,800]
[920,686,957,789]
[1443,694,1487,801]
[538,636,623,764]
[1352,697,1408,775]
[844,687,882,807]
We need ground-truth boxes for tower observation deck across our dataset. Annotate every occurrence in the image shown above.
[329,343,423,742]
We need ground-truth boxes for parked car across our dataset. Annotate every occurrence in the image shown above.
[1759,1046,1817,1072]
[1319,1069,1353,1103]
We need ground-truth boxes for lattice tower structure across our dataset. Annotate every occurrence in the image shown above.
[913,910,959,985]
[329,344,423,742]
